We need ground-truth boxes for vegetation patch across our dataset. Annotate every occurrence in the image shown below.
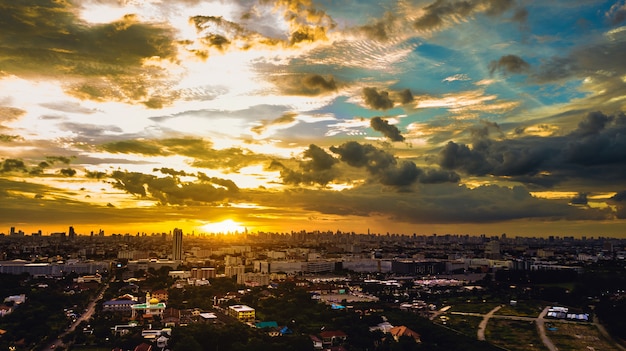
[485,319,547,351]
[548,322,616,351]
[495,300,545,318]
[438,314,483,338]
[449,302,502,314]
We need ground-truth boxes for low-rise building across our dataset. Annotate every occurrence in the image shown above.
[103,299,136,313]
[228,304,255,322]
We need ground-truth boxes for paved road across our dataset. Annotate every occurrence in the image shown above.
[452,307,557,350]
[42,276,112,350]
[536,307,559,351]
[477,305,502,341]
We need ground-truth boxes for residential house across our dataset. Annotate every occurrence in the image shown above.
[389,325,421,343]
[310,335,323,350]
[151,289,168,302]
[133,343,152,351]
[319,330,347,348]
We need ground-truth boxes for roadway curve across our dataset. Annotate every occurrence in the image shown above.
[477,305,502,341]
[536,307,558,351]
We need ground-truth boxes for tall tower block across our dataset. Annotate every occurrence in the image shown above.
[173,228,183,261]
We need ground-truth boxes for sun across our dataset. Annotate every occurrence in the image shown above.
[199,219,246,234]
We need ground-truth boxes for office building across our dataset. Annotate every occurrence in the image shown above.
[172,228,183,261]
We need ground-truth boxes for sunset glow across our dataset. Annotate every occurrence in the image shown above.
[1,0,626,238]
[200,220,246,235]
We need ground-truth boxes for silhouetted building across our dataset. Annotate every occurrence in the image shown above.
[391,260,445,275]
[172,228,183,261]
[485,240,501,259]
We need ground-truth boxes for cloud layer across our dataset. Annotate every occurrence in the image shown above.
[1,0,625,236]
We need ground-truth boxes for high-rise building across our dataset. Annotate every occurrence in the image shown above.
[485,240,501,259]
[172,228,183,261]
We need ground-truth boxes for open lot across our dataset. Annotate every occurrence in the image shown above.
[486,319,547,351]
[547,322,616,351]
[496,301,545,318]
[439,314,483,338]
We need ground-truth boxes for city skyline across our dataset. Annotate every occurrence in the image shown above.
[2,1,626,238]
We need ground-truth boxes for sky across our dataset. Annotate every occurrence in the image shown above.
[1,0,626,237]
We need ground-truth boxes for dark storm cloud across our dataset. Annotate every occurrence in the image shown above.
[419,168,461,184]
[189,1,334,51]
[0,177,223,226]
[439,141,491,175]
[330,141,395,171]
[1,159,28,173]
[607,2,626,25]
[85,170,107,179]
[357,12,398,41]
[511,7,528,23]
[413,0,515,32]
[101,140,165,156]
[569,192,588,205]
[362,87,394,110]
[155,168,189,177]
[110,170,239,205]
[0,1,178,105]
[301,144,338,172]
[251,112,298,134]
[189,16,243,52]
[272,74,338,96]
[573,110,613,137]
[609,190,626,219]
[196,173,240,192]
[46,156,73,165]
[438,111,626,188]
[484,0,516,16]
[564,112,626,167]
[267,181,605,225]
[0,155,79,176]
[59,168,76,177]
[330,141,459,187]
[489,55,531,75]
[378,161,421,186]
[0,135,20,142]
[275,145,339,186]
[271,0,336,44]
[370,117,405,142]
[532,31,626,110]
[534,57,579,83]
[396,89,414,104]
[102,137,270,171]
[202,34,231,51]
[0,106,26,122]
[58,122,124,139]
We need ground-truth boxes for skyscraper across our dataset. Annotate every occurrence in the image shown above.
[172,228,183,261]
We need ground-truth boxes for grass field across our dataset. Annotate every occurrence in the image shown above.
[547,322,617,351]
[496,301,545,318]
[486,319,548,351]
[449,301,502,314]
[439,314,483,338]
